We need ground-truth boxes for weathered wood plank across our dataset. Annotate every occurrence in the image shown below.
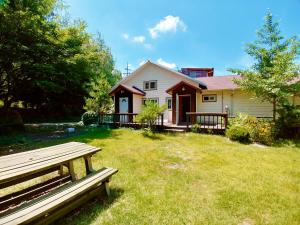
[0,148,100,186]
[0,168,118,225]
[0,145,97,173]
[0,143,99,171]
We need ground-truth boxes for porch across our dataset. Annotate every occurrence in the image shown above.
[98,112,228,133]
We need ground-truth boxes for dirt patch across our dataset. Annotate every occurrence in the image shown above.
[238,218,254,225]
[251,142,267,148]
[166,163,185,170]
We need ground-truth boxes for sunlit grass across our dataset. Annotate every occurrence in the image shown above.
[2,128,300,225]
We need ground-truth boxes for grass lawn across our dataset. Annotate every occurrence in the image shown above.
[1,128,300,225]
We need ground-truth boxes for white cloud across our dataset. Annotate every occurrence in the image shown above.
[149,15,187,39]
[157,58,177,69]
[139,60,147,66]
[132,36,145,43]
[122,33,129,39]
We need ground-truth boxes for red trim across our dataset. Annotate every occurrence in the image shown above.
[110,84,145,96]
[166,81,201,94]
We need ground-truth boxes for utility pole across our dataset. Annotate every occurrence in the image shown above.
[123,62,131,77]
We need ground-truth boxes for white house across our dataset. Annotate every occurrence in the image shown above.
[109,60,300,125]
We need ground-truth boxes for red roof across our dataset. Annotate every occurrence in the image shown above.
[109,84,145,96]
[196,75,241,90]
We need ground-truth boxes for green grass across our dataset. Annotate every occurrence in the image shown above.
[2,128,300,225]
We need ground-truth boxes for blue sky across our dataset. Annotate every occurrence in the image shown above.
[64,0,300,76]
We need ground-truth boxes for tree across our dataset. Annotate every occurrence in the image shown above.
[84,77,113,113]
[229,11,300,121]
[83,34,122,113]
[135,101,166,131]
[0,0,120,119]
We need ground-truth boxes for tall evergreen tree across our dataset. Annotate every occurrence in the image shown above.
[229,12,300,121]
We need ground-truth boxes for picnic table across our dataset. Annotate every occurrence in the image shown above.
[0,142,118,225]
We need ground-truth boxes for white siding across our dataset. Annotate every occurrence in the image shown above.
[132,94,142,114]
[197,89,274,117]
[124,65,183,121]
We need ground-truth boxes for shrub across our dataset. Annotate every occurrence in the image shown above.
[275,105,300,139]
[135,101,166,131]
[228,113,274,145]
[191,123,201,133]
[81,111,98,126]
[226,124,251,143]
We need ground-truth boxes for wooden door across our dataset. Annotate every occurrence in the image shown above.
[179,95,191,123]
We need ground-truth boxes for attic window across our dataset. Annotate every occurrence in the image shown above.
[202,94,217,102]
[144,80,157,91]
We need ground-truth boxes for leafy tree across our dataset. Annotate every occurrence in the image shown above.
[229,11,300,121]
[135,101,166,131]
[0,0,120,120]
[84,77,114,113]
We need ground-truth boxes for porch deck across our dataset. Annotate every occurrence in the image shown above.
[98,112,228,133]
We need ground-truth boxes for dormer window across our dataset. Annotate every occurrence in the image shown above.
[144,80,157,91]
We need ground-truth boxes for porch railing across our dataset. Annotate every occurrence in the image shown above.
[98,113,164,129]
[186,112,228,131]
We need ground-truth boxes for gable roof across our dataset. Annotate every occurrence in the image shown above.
[196,75,241,90]
[166,81,202,94]
[109,84,145,96]
[112,60,207,89]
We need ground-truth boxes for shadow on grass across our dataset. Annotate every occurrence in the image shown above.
[0,127,117,156]
[142,130,164,140]
[272,138,300,148]
[56,187,124,225]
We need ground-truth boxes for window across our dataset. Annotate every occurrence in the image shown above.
[202,94,217,102]
[143,80,157,91]
[142,98,159,105]
[166,97,172,110]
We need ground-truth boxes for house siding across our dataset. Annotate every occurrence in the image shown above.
[124,65,184,121]
[132,94,142,114]
[197,90,274,117]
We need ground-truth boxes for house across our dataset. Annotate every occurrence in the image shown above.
[109,60,300,125]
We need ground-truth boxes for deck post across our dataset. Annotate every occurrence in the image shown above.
[161,114,164,129]
[186,114,189,130]
[224,114,228,128]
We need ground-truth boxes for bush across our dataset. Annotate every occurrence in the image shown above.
[275,105,300,139]
[191,123,201,133]
[0,109,24,133]
[81,111,98,126]
[135,101,166,131]
[228,113,274,145]
[226,124,251,143]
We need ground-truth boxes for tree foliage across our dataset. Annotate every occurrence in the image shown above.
[0,0,120,119]
[135,101,166,131]
[229,11,300,121]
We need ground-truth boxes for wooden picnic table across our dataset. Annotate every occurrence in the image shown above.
[0,142,118,225]
[0,142,101,189]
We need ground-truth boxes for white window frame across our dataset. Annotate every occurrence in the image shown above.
[166,97,172,110]
[202,94,217,102]
[143,80,157,91]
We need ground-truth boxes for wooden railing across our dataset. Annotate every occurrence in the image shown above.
[98,113,164,129]
[186,112,228,131]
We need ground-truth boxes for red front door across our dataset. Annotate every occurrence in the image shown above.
[179,95,191,123]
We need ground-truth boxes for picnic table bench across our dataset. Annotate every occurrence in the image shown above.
[0,142,118,225]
